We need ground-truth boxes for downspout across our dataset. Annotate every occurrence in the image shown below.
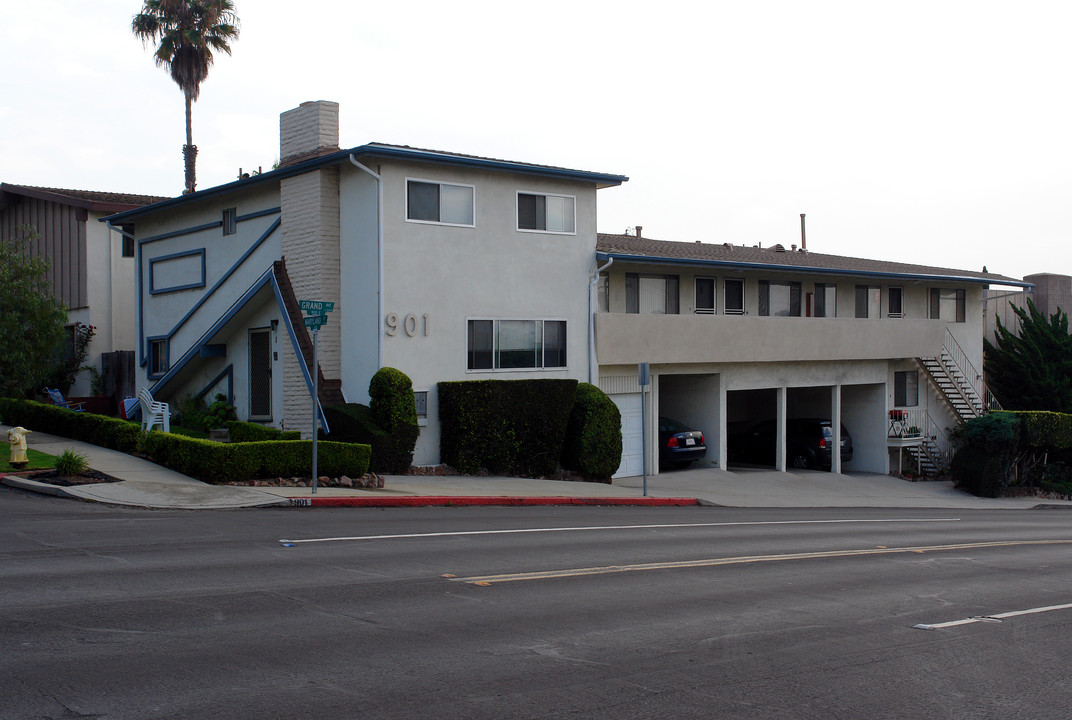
[348,154,384,369]
[589,257,613,383]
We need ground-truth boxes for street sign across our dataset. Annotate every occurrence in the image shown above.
[303,315,327,330]
[299,300,334,314]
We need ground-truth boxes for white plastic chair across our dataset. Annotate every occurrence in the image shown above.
[139,387,171,433]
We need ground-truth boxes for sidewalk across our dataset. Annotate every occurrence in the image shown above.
[4,425,1071,510]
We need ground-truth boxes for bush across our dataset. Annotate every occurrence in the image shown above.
[0,397,368,483]
[438,379,577,476]
[0,398,142,453]
[322,367,419,474]
[322,403,392,472]
[950,412,1020,497]
[368,367,419,473]
[139,434,371,484]
[225,420,300,442]
[561,383,622,481]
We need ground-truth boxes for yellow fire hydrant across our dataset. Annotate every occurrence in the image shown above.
[7,426,31,468]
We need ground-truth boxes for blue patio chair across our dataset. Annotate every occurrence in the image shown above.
[43,388,85,412]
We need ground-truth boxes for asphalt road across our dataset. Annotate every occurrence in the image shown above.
[3,487,1072,719]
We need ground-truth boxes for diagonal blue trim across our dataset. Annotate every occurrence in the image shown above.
[148,268,274,396]
[594,252,1032,287]
[268,268,330,433]
[163,217,280,344]
[137,211,282,366]
[138,221,221,246]
[195,364,234,405]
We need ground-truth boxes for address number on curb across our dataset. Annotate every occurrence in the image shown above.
[290,498,312,507]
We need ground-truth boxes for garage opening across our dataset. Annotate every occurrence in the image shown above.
[726,389,777,468]
[658,374,718,470]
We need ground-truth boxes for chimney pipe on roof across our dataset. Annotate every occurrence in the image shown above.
[635,225,642,238]
[799,213,807,251]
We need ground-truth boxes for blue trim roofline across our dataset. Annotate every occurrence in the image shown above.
[102,144,627,224]
[595,252,1034,288]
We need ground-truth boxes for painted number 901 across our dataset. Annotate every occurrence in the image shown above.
[385,313,429,337]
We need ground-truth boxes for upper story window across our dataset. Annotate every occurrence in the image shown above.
[467,319,567,370]
[724,278,745,315]
[626,273,679,314]
[695,277,715,314]
[855,285,881,318]
[814,283,837,317]
[929,288,965,322]
[407,179,475,226]
[759,281,801,317]
[888,287,904,318]
[517,192,575,234]
[222,207,237,235]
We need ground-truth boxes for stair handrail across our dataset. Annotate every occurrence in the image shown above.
[942,328,983,405]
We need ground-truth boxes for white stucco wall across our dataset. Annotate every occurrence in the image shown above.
[338,160,598,465]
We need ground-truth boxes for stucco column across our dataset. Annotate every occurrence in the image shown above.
[717,380,728,470]
[776,386,787,472]
[831,384,842,474]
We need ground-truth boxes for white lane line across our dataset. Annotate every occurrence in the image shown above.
[914,602,1072,630]
[279,517,960,545]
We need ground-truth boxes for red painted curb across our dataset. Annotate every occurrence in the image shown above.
[287,495,700,508]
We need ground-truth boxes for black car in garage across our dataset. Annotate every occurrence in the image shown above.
[729,418,853,470]
[659,417,707,468]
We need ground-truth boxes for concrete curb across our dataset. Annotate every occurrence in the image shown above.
[285,495,703,508]
[2,475,81,499]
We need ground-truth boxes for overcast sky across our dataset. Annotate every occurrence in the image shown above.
[3,1,1068,282]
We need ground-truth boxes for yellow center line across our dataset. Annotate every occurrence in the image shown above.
[449,539,1072,585]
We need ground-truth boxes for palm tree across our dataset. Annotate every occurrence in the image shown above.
[132,0,240,194]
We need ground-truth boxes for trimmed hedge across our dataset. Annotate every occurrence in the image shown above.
[0,399,142,453]
[225,420,302,442]
[322,367,420,474]
[0,397,369,484]
[561,383,622,481]
[438,379,578,476]
[114,433,370,485]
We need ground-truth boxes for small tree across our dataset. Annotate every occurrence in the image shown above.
[984,300,1072,413]
[368,367,419,473]
[0,227,69,398]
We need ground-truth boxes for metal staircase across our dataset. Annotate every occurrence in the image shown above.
[917,329,1001,425]
[898,329,1001,477]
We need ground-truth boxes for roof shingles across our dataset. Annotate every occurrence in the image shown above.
[596,233,1023,285]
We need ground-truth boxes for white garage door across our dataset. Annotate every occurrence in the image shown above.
[612,393,643,478]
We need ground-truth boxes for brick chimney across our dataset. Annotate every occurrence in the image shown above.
[278,101,342,436]
[279,100,341,167]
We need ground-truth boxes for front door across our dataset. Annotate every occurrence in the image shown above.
[249,328,272,421]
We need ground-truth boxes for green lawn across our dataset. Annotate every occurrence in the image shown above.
[1,447,57,473]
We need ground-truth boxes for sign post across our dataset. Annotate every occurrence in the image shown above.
[638,362,650,497]
[300,301,335,493]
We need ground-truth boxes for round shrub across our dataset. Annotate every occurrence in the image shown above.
[561,383,622,481]
[368,367,419,473]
